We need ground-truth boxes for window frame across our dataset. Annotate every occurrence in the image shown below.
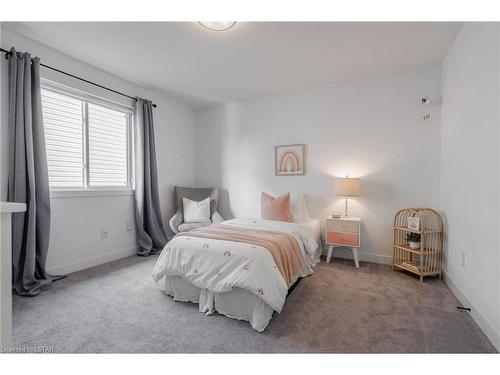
[41,80,135,196]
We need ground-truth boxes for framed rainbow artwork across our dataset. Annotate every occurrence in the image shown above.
[275,144,306,176]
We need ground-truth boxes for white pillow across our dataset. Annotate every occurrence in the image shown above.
[183,197,211,223]
[290,193,311,221]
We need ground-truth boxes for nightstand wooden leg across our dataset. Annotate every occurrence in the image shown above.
[352,248,359,268]
[326,245,333,263]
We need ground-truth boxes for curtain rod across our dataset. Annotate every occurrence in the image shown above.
[0,47,157,108]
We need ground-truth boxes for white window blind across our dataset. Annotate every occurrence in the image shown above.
[41,89,84,188]
[41,86,132,191]
[88,104,129,187]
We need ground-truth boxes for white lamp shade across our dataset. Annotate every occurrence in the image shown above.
[336,177,360,197]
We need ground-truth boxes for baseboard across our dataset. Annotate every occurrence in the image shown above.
[336,250,392,265]
[358,251,392,265]
[320,243,392,265]
[443,271,499,351]
[47,246,138,275]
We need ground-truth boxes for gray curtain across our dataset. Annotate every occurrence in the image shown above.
[7,48,62,296]
[134,99,168,256]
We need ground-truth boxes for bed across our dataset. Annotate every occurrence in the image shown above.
[152,210,320,332]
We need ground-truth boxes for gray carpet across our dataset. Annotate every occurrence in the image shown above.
[12,255,496,353]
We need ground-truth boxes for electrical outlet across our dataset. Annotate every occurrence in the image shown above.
[461,252,466,268]
[100,229,109,239]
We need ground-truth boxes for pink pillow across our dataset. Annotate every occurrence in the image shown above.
[261,192,292,222]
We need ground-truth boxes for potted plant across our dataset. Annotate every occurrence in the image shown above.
[406,233,421,250]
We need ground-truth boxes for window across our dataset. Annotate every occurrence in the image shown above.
[41,86,133,191]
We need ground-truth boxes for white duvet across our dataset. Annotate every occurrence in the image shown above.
[152,218,319,313]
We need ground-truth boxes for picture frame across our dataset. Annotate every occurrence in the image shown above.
[275,144,306,176]
[407,217,421,231]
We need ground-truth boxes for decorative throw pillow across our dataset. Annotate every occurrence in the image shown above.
[261,192,292,222]
[183,197,211,223]
[174,186,218,219]
[263,191,311,222]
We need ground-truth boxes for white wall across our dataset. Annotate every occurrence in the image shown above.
[440,23,499,349]
[0,28,197,274]
[196,66,442,264]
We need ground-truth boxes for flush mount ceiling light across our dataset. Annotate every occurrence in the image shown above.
[198,21,236,31]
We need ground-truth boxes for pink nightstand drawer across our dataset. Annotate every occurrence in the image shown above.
[326,231,359,246]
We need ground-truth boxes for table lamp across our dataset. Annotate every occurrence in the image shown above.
[336,175,360,217]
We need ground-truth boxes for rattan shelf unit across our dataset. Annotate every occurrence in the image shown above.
[392,208,444,281]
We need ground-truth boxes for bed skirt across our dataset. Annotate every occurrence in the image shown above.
[161,275,275,332]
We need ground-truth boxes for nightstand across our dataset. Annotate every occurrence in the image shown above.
[325,217,361,268]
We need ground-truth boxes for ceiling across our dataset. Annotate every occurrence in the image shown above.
[3,22,461,109]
